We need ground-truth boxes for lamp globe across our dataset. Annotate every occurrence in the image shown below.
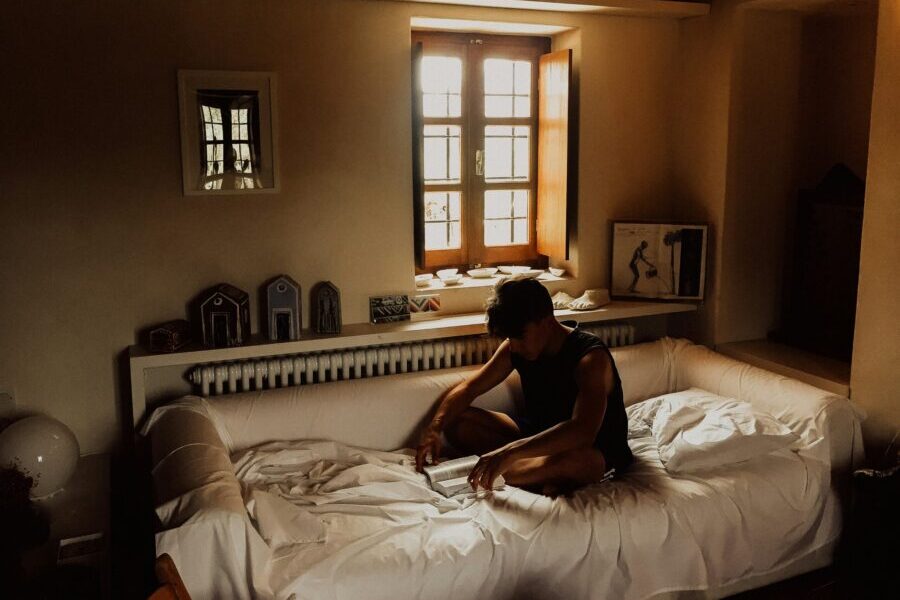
[0,415,80,498]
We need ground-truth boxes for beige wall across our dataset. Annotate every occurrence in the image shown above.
[717,9,802,344]
[798,13,877,188]
[851,0,900,453]
[670,0,742,345]
[673,0,877,348]
[0,0,680,454]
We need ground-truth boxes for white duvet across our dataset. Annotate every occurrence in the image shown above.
[233,415,838,600]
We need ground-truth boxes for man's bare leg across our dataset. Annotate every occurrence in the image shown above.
[444,407,523,456]
[503,446,608,496]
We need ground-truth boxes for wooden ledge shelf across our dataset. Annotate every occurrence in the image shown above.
[129,300,696,369]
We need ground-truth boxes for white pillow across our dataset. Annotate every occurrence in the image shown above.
[650,388,799,473]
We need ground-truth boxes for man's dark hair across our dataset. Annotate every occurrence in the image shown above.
[486,277,553,339]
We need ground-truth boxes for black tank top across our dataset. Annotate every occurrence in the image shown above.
[510,328,633,471]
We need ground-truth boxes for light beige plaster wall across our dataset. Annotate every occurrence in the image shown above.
[851,0,900,453]
[716,9,802,345]
[798,13,877,188]
[0,0,679,454]
[672,0,876,349]
[670,0,743,344]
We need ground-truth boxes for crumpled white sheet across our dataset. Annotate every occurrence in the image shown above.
[233,432,837,600]
[634,389,800,473]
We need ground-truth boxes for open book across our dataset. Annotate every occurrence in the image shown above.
[423,455,506,497]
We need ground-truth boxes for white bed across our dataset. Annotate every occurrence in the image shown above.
[143,338,864,599]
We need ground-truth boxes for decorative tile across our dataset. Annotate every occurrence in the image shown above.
[410,294,441,313]
[369,295,410,324]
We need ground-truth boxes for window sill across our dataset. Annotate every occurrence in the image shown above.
[414,272,569,292]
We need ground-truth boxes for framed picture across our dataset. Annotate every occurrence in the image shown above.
[611,222,708,300]
[178,70,279,195]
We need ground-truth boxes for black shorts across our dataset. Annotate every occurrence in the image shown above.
[595,440,634,474]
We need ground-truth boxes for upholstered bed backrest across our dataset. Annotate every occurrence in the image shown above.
[204,338,679,454]
[205,366,521,453]
[608,338,679,406]
[671,342,864,471]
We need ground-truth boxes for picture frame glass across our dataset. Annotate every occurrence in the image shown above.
[611,222,708,300]
[178,70,278,195]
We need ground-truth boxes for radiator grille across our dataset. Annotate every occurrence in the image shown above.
[187,323,635,396]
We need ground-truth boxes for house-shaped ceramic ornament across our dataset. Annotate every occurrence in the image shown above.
[199,283,251,347]
[266,275,301,341]
[311,281,341,334]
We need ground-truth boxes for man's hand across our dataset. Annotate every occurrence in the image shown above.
[415,423,443,473]
[468,445,515,492]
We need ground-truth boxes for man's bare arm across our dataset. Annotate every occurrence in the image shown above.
[468,350,613,489]
[415,341,514,471]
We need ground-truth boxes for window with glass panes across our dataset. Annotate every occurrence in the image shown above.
[414,33,550,269]
[197,91,261,191]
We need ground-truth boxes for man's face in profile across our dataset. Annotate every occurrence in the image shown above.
[508,320,547,361]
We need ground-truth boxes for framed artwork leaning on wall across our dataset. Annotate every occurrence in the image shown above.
[178,70,279,195]
[611,222,708,300]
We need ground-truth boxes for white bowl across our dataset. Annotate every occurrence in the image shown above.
[467,267,498,279]
[415,274,433,287]
[549,267,566,277]
[441,275,462,286]
[498,265,529,275]
[519,269,544,279]
[436,268,459,279]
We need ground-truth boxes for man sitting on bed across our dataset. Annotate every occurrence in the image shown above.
[415,278,633,496]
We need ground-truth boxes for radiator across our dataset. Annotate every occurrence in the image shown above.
[187,323,635,396]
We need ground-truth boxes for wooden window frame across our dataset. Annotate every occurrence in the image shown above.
[413,32,551,271]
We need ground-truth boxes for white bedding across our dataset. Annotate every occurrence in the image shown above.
[233,428,838,600]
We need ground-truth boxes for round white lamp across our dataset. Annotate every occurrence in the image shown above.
[0,415,80,498]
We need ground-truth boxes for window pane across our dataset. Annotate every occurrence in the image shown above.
[204,124,213,141]
[449,95,461,117]
[212,124,223,141]
[514,61,531,95]
[484,190,529,247]
[448,192,460,220]
[514,96,530,118]
[484,60,531,118]
[484,59,514,95]
[485,190,513,219]
[422,56,462,118]
[425,223,461,251]
[202,105,211,121]
[240,125,248,139]
[514,131,529,179]
[513,218,528,244]
[424,192,461,251]
[232,124,240,140]
[485,95,513,118]
[425,193,448,222]
[449,221,461,248]
[424,125,461,184]
[484,126,529,182]
[512,190,528,217]
[423,94,448,117]
[484,219,511,247]
[210,107,222,123]
[484,135,512,180]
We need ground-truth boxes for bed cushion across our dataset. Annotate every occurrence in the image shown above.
[647,388,799,473]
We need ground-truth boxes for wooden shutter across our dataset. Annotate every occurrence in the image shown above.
[411,42,426,268]
[537,49,573,259]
